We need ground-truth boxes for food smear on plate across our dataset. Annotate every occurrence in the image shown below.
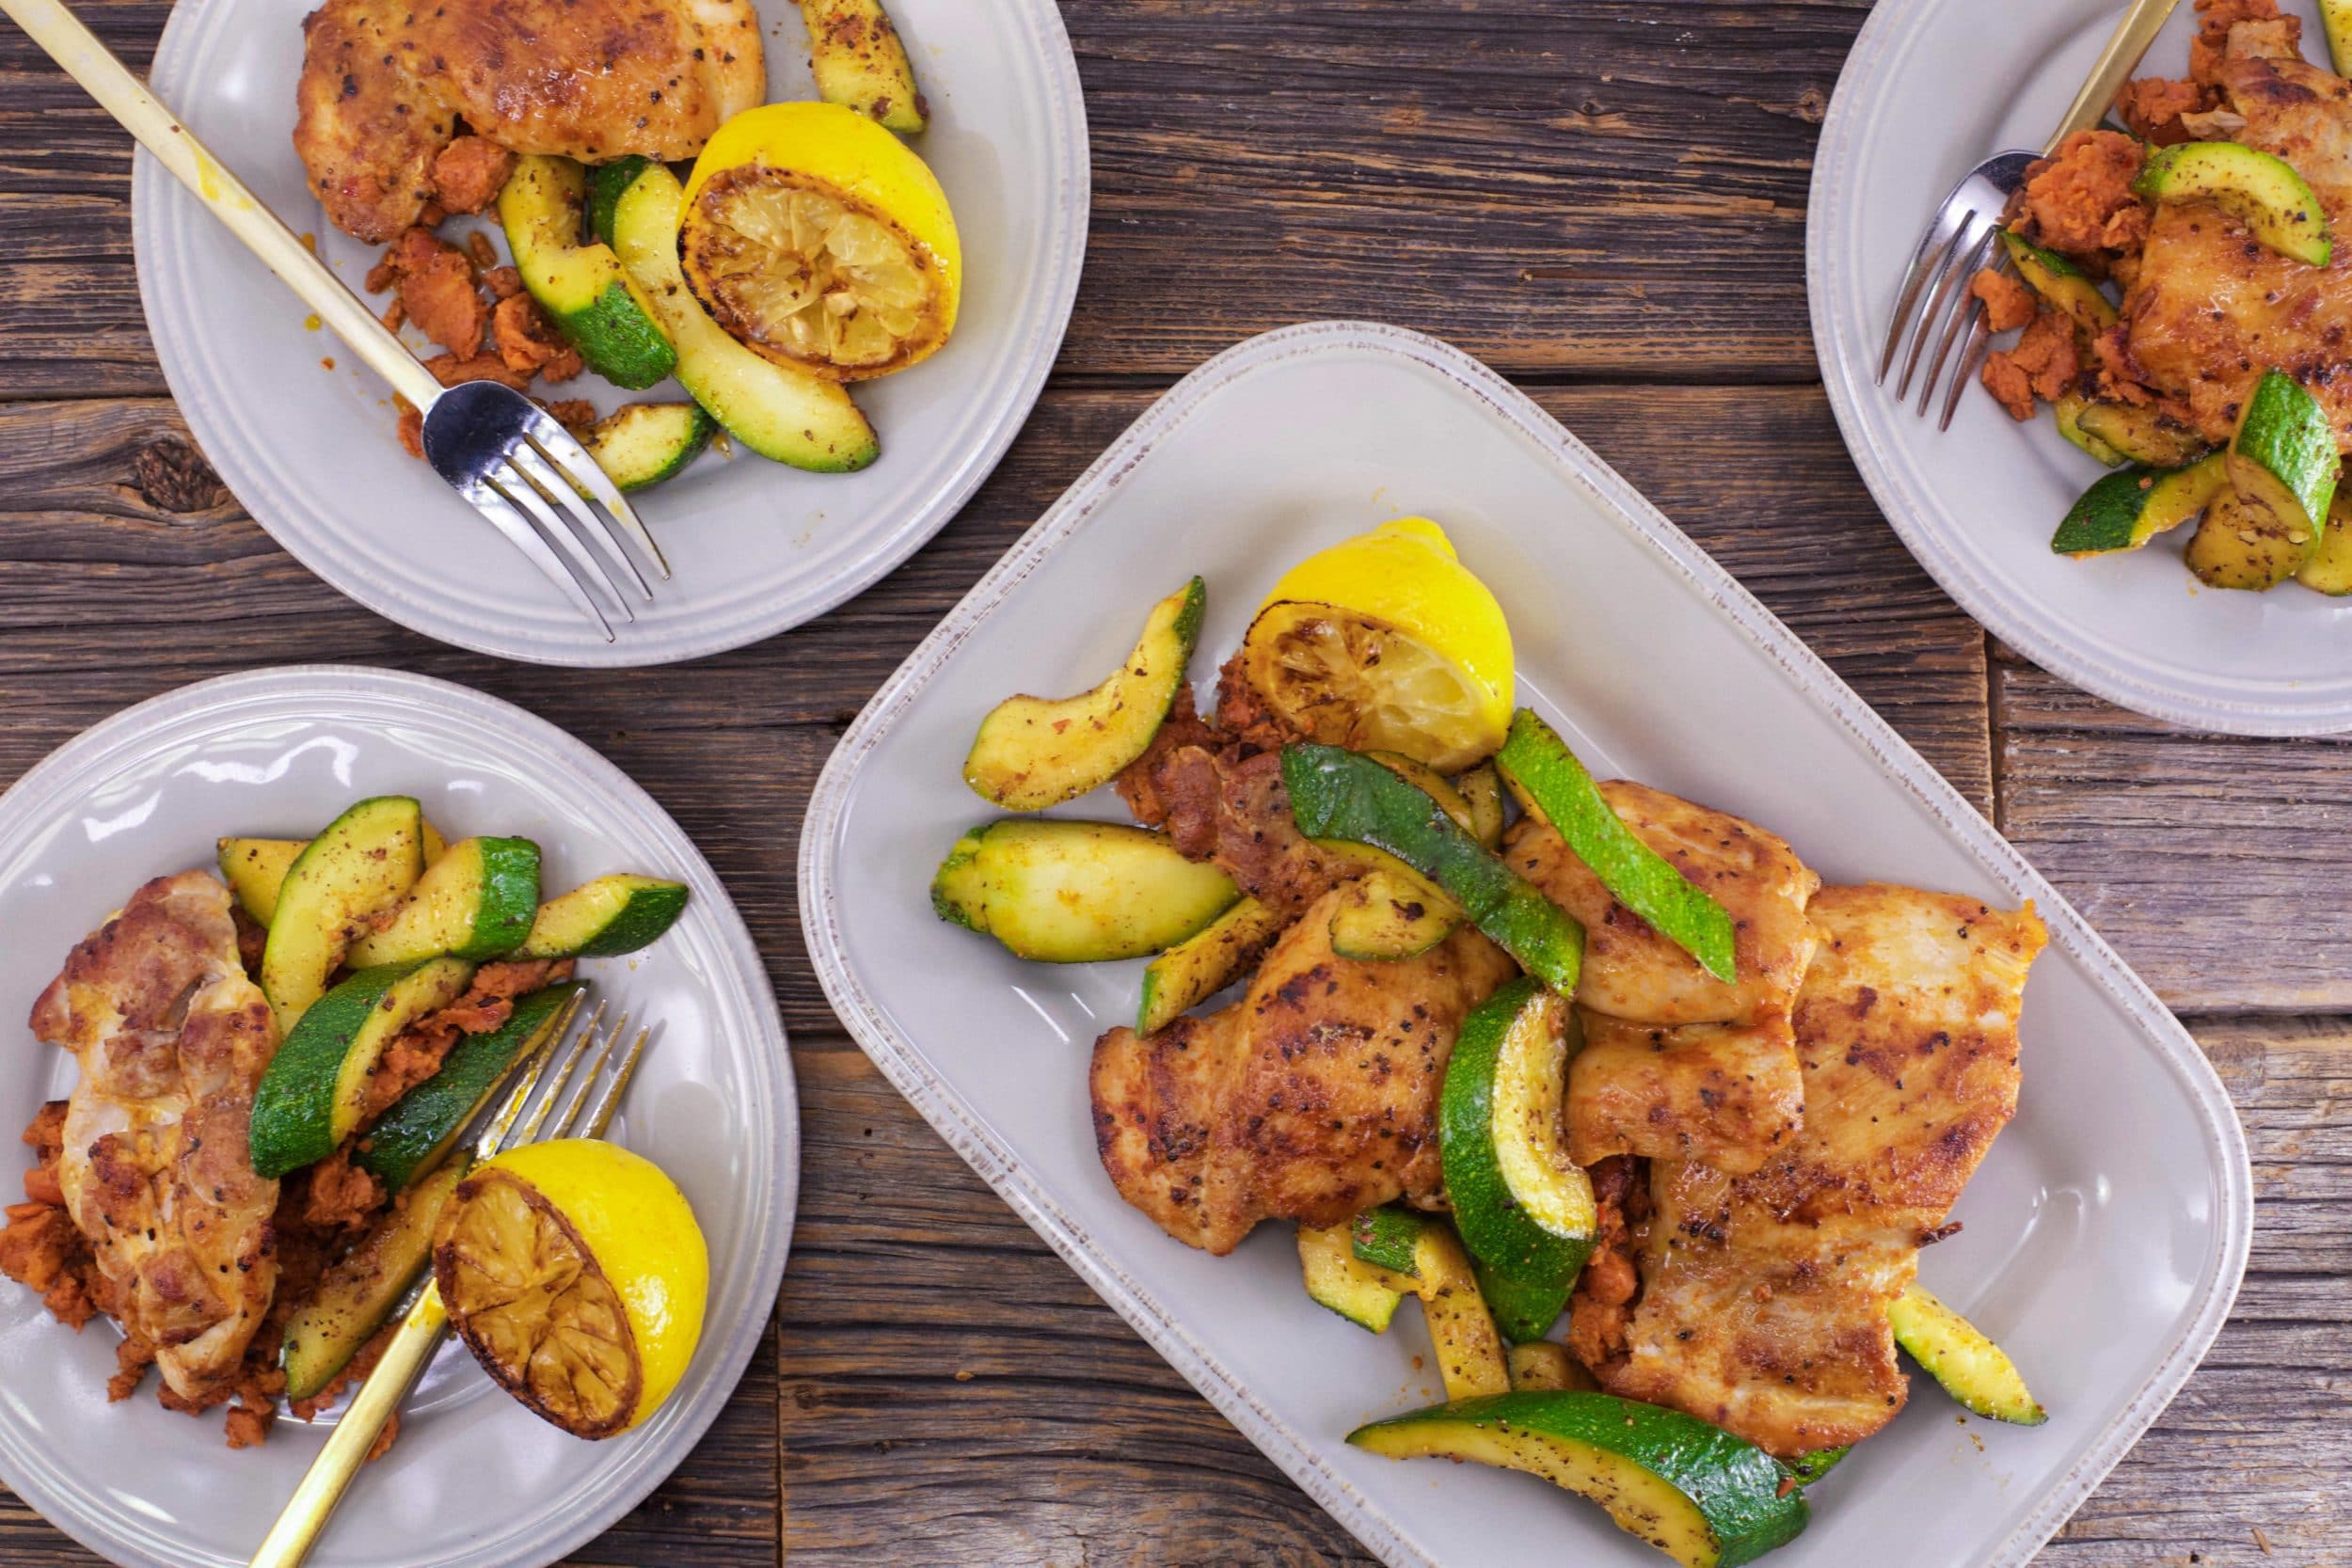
[291,0,946,492]
[924,519,2053,1562]
[1969,0,2352,595]
[0,798,691,1449]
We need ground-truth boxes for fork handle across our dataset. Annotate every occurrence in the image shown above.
[2048,0,2186,150]
[247,1285,451,1568]
[0,0,443,408]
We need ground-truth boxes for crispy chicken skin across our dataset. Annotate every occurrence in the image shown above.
[294,0,765,242]
[1566,1012,1804,1178]
[31,872,282,1402]
[1090,886,1517,1255]
[1578,884,2046,1458]
[1502,781,1821,1028]
[1152,747,1363,918]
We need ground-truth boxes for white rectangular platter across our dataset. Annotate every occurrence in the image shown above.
[798,321,2251,1568]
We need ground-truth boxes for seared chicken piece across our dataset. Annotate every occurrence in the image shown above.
[1567,1012,1803,1177]
[1090,886,1517,1255]
[1502,781,1820,1028]
[1152,746,1365,918]
[32,873,281,1402]
[1578,884,2046,1458]
[2126,38,2352,445]
[294,0,765,241]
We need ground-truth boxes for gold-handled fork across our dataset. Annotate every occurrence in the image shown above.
[1879,0,2186,429]
[0,0,669,641]
[249,993,653,1568]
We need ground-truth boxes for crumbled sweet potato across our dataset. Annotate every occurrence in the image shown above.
[2011,130,2146,262]
[491,293,584,381]
[542,398,600,435]
[2113,76,2216,146]
[1980,306,2081,420]
[1970,268,2038,334]
[2190,0,2292,85]
[395,397,425,459]
[402,251,487,359]
[421,351,534,392]
[302,1150,387,1232]
[482,264,525,301]
[465,230,500,275]
[429,135,516,217]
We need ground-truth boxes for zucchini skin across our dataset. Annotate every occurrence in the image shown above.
[261,796,425,1034]
[356,983,584,1191]
[930,819,1239,963]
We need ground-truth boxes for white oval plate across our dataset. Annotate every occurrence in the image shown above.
[801,322,2252,1567]
[1812,0,2352,735]
[0,667,795,1568]
[131,0,1088,667]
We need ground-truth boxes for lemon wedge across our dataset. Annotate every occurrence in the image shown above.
[436,1138,708,1438]
[1241,518,1514,771]
[680,102,961,381]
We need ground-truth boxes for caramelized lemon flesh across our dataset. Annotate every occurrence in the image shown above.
[1241,601,1502,773]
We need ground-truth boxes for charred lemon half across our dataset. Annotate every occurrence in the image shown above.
[435,1138,708,1438]
[679,101,961,381]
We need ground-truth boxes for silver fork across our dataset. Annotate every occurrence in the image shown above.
[0,0,670,642]
[1879,0,2185,430]
[249,993,654,1568]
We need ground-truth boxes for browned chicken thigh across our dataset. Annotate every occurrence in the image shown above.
[294,0,766,241]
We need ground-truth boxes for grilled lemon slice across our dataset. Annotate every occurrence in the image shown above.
[435,1139,707,1438]
[679,102,961,381]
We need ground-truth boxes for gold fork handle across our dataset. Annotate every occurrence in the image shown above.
[2048,0,2187,150]
[248,1285,451,1568]
[0,0,443,408]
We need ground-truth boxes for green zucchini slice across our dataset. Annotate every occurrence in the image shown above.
[1327,867,1463,960]
[499,154,678,389]
[1495,710,1735,983]
[963,578,1206,812]
[582,403,718,492]
[1349,1393,1809,1568]
[929,819,1239,963]
[585,156,652,249]
[1283,743,1583,992]
[355,983,584,1191]
[1889,1285,2046,1426]
[2229,370,2339,540]
[2072,402,2210,467]
[2051,454,2229,557]
[346,836,543,967]
[261,796,426,1033]
[1998,230,2118,334]
[1298,1221,1407,1333]
[607,161,880,472]
[2134,141,2333,267]
[2185,490,2315,590]
[1785,1447,1849,1487]
[510,874,691,960]
[2297,494,2352,594]
[280,1163,465,1402]
[217,836,306,926]
[1504,1341,1593,1392]
[2328,0,2352,77]
[801,0,929,134]
[1439,977,1595,1331]
[249,957,476,1179]
[2054,393,2128,469]
[1454,762,1506,849]
[1348,1207,1511,1401]
[1136,895,1287,1035]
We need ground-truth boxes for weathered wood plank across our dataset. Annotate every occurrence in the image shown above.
[0,0,1864,398]
[1994,651,2352,1014]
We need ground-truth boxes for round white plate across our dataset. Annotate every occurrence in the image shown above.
[132,0,1088,667]
[1812,0,2352,736]
[0,667,796,1568]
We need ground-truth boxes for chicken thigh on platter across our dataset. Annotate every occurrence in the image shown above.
[294,0,766,242]
[30,872,282,1402]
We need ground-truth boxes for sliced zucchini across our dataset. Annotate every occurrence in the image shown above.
[1505,1340,1596,1393]
[346,836,543,967]
[1495,710,1734,983]
[217,836,305,926]
[963,578,1206,812]
[499,154,678,389]
[2185,490,2314,591]
[2055,393,2128,469]
[1999,230,2118,334]
[2229,370,2339,541]
[1785,1447,1849,1487]
[1454,762,1506,849]
[355,983,583,1191]
[2297,493,2352,594]
[261,796,425,1032]
[2134,141,2333,267]
[801,0,928,134]
[1438,977,1594,1337]
[2051,454,2229,556]
[1283,743,1583,993]
[280,1163,465,1401]
[2073,402,2210,467]
[1889,1284,2046,1425]
[1350,1207,1512,1402]
[581,403,718,491]
[249,957,476,1179]
[1349,1393,1810,1568]
[2328,0,2352,79]
[606,160,880,472]
[1298,1221,1408,1333]
[510,874,691,960]
[1136,895,1287,1035]
[585,156,651,249]
[1327,867,1464,960]
[929,819,1239,963]
[1368,752,1480,833]
[1471,1253,1572,1346]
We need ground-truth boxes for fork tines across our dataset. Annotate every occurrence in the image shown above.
[471,990,654,1161]
[1877,150,2039,432]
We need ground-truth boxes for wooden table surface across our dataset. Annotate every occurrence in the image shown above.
[4,1,2348,1563]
